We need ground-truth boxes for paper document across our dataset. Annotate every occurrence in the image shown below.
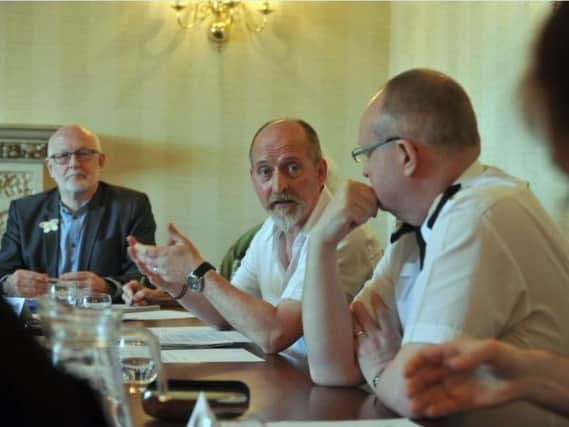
[222,421,419,427]
[150,326,251,346]
[113,304,161,313]
[123,309,195,321]
[162,348,264,363]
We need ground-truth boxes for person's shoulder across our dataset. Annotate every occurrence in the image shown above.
[10,187,57,208]
[451,166,530,213]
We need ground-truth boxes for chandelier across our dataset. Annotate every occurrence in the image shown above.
[171,1,273,47]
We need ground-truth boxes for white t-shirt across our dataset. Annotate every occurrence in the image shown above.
[233,187,382,355]
[356,161,569,427]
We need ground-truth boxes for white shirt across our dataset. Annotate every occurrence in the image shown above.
[233,187,382,355]
[356,161,569,427]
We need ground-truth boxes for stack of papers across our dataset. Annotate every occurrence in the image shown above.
[161,348,264,363]
[221,421,419,427]
[149,326,251,346]
[113,304,161,313]
[150,326,259,364]
[123,310,195,321]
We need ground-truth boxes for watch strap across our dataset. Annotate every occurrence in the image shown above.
[192,261,216,279]
[173,283,189,300]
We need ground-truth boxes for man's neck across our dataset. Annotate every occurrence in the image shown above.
[60,188,96,213]
[276,220,306,270]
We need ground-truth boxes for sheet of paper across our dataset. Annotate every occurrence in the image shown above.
[222,421,419,427]
[150,326,251,346]
[161,348,264,363]
[113,304,161,313]
[123,309,195,321]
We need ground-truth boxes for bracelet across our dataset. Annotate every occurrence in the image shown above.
[173,283,189,300]
[371,367,386,389]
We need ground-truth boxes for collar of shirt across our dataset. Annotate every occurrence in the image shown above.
[420,160,485,245]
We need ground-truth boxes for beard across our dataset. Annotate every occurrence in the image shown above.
[267,192,305,233]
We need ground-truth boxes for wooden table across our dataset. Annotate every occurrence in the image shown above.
[126,317,424,426]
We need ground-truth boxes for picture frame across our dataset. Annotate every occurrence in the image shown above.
[0,125,58,236]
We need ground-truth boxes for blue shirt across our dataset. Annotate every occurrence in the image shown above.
[57,202,89,276]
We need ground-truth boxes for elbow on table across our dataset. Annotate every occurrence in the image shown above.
[308,364,362,387]
[257,332,292,355]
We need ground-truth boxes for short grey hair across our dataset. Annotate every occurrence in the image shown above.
[249,119,322,166]
[378,68,480,151]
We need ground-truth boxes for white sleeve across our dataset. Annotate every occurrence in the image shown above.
[353,241,399,314]
[336,224,382,301]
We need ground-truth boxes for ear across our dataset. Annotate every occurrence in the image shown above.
[396,139,418,177]
[45,159,55,179]
[98,153,107,169]
[316,158,328,185]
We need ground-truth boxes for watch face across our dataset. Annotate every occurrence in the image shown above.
[186,275,202,293]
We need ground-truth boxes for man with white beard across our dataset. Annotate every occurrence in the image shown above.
[128,119,381,355]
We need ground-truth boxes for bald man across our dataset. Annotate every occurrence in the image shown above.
[128,119,381,355]
[0,125,156,301]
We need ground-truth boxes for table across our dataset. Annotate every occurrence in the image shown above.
[126,316,406,426]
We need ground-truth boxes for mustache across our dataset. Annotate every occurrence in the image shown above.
[268,192,301,208]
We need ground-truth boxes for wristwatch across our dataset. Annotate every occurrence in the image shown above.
[186,261,216,293]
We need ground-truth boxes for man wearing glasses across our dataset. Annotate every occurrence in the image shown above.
[303,69,569,426]
[0,125,156,300]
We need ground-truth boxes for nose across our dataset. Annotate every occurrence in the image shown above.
[68,152,80,167]
[271,169,288,193]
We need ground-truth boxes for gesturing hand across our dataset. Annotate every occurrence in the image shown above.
[127,223,204,287]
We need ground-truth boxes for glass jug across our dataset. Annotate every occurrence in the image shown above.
[39,297,168,427]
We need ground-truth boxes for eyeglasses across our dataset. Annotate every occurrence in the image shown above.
[351,136,401,163]
[47,149,100,165]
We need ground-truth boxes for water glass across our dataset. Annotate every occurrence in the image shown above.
[48,278,77,306]
[78,293,112,310]
[117,328,163,394]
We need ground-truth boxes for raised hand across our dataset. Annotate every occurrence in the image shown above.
[127,223,204,286]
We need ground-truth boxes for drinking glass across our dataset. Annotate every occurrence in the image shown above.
[78,293,112,310]
[48,278,77,306]
[117,328,163,394]
[39,297,168,426]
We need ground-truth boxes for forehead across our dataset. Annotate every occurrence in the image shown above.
[49,130,98,154]
[359,90,394,144]
[251,122,311,164]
